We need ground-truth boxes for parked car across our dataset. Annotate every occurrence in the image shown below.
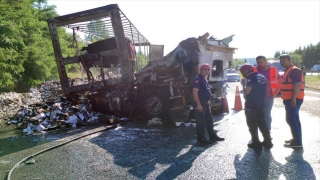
[226,73,240,82]
[226,69,237,74]
[267,60,285,78]
[311,64,320,73]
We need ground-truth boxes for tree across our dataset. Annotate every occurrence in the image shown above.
[0,0,84,92]
[232,58,245,70]
[274,51,280,58]
[289,54,302,67]
[135,51,149,71]
[274,42,320,69]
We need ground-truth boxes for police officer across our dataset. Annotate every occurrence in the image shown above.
[193,63,224,144]
[240,64,273,149]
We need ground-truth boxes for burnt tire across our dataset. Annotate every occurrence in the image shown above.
[141,93,171,119]
[211,98,229,115]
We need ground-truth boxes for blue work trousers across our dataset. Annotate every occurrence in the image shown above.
[245,102,271,143]
[194,102,215,140]
[283,99,303,145]
[264,97,274,132]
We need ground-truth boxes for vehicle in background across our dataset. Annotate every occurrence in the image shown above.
[311,64,320,73]
[225,73,240,82]
[267,60,285,78]
[226,69,237,74]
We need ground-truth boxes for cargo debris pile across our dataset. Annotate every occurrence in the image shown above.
[0,80,102,134]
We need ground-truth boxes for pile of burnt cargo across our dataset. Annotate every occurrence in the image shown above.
[0,80,102,135]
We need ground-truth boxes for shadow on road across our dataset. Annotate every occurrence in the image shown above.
[281,149,316,179]
[234,149,281,179]
[234,148,316,179]
[89,121,210,179]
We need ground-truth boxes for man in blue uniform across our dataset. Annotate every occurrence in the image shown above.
[193,63,224,144]
[240,64,273,149]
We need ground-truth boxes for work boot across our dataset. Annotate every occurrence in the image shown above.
[284,139,293,143]
[209,134,225,142]
[247,142,262,149]
[210,136,225,142]
[261,140,273,149]
[197,138,212,145]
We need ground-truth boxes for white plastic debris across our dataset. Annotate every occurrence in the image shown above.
[120,117,128,121]
[23,126,33,135]
[34,124,46,132]
[175,122,182,126]
[34,113,45,120]
[25,158,36,164]
[10,120,18,124]
[87,116,98,122]
[78,112,85,121]
[65,115,78,124]
[147,117,163,126]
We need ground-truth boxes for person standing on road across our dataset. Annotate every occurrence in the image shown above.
[193,63,224,144]
[300,62,306,77]
[239,64,273,149]
[280,54,305,148]
[254,56,282,133]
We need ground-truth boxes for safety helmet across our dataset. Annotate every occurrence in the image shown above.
[239,64,254,72]
[200,63,211,70]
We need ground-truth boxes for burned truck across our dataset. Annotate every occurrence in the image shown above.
[47,4,237,122]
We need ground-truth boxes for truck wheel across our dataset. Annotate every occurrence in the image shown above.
[142,93,170,119]
[211,98,229,115]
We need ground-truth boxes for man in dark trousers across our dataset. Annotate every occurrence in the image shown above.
[193,63,224,144]
[300,62,306,77]
[254,56,281,133]
[280,54,305,148]
[240,64,273,149]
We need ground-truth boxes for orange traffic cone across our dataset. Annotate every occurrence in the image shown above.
[232,86,243,111]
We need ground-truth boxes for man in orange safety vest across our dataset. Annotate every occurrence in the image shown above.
[254,56,281,134]
[280,54,305,148]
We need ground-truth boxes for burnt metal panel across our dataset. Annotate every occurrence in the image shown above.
[110,9,133,83]
[47,18,70,95]
[62,49,118,65]
[149,45,164,61]
[54,4,118,27]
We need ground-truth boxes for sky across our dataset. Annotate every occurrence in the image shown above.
[47,0,320,59]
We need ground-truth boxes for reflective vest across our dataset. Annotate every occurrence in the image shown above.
[281,66,305,100]
[253,66,279,97]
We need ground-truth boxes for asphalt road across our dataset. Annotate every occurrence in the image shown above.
[1,82,319,180]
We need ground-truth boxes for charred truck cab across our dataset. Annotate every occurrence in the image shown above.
[47,4,237,122]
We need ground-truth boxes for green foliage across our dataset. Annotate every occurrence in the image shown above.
[274,51,280,58]
[0,0,85,92]
[135,51,149,71]
[232,58,245,70]
[289,53,302,67]
[276,42,320,70]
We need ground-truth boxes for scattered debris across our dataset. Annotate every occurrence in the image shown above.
[175,122,183,127]
[147,117,163,126]
[0,80,105,134]
[25,158,36,165]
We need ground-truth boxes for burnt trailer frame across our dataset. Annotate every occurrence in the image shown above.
[47,4,150,95]
[47,4,234,120]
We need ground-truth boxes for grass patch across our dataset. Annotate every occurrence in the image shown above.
[305,75,320,90]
